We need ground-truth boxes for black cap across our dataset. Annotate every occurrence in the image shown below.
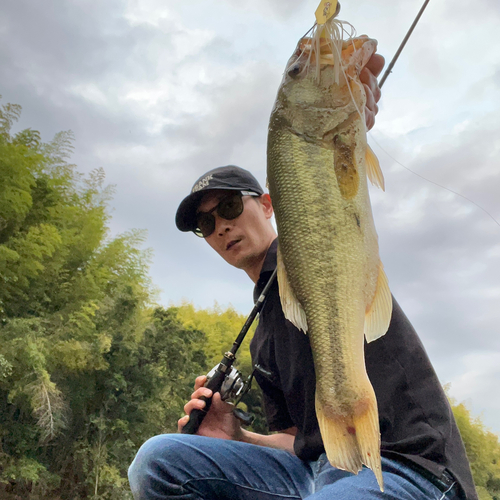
[175,165,264,232]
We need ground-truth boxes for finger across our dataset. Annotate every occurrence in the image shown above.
[177,415,189,432]
[194,375,207,391]
[364,83,376,114]
[360,68,381,104]
[365,53,385,78]
[211,392,235,414]
[365,108,376,132]
[363,81,379,132]
[184,396,208,415]
[190,387,212,401]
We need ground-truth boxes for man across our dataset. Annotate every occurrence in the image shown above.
[128,55,477,500]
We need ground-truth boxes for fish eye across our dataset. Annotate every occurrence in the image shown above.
[287,64,301,78]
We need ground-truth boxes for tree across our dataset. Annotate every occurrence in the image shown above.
[450,398,500,500]
[0,98,207,499]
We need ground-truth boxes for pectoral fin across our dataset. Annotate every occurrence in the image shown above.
[364,261,392,343]
[277,245,308,333]
[365,145,385,191]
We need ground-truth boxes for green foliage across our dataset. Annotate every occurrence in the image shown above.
[450,397,500,500]
[0,98,207,499]
[174,301,255,370]
[0,455,61,500]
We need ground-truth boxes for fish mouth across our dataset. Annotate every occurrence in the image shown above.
[226,238,242,251]
[297,36,370,68]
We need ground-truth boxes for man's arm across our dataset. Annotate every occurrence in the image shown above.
[240,426,297,453]
[178,375,297,454]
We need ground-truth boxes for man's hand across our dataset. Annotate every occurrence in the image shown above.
[178,375,243,440]
[179,377,298,453]
[361,52,385,131]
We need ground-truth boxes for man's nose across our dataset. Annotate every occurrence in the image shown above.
[215,215,232,235]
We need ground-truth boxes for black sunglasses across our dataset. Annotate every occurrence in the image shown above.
[194,191,260,238]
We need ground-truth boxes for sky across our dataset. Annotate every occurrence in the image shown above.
[1,0,499,435]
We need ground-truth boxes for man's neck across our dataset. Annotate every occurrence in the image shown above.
[245,236,276,284]
[245,255,267,284]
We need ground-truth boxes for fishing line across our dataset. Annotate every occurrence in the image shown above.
[320,17,365,122]
[371,0,499,229]
[368,133,500,229]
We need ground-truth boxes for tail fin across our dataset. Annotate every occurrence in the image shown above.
[316,394,384,491]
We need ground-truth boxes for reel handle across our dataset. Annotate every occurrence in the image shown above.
[233,407,254,426]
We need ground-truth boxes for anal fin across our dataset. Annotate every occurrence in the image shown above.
[364,261,392,343]
[277,245,308,333]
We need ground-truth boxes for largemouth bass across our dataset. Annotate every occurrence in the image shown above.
[267,18,392,491]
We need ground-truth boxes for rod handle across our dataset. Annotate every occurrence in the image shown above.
[181,369,226,435]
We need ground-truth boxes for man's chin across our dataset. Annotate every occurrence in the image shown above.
[224,251,250,270]
[225,256,245,269]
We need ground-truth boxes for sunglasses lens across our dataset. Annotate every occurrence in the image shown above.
[196,213,216,238]
[195,193,246,238]
[218,194,244,220]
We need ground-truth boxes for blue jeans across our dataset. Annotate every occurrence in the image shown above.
[128,434,461,500]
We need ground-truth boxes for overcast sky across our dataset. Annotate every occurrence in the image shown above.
[1,0,499,435]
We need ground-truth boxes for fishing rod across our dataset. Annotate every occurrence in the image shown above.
[182,267,278,435]
[379,0,432,88]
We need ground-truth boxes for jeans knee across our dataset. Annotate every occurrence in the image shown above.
[128,434,185,498]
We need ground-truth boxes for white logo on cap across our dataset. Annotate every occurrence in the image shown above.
[192,174,213,193]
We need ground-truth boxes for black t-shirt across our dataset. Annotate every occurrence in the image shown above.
[250,239,477,500]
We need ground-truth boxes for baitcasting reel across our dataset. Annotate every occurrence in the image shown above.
[206,364,255,426]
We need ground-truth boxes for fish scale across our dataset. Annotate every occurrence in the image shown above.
[267,26,392,490]
[271,132,367,393]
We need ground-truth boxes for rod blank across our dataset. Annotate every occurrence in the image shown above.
[379,0,432,88]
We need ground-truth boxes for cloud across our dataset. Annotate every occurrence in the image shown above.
[218,0,307,20]
[370,110,500,357]
[1,0,499,436]
[448,351,500,433]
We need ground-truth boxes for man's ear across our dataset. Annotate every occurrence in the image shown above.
[260,194,274,219]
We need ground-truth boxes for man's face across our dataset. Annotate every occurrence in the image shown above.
[197,190,275,272]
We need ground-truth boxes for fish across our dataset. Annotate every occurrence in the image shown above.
[266,16,393,491]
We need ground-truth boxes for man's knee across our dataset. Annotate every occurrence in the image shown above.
[128,434,186,499]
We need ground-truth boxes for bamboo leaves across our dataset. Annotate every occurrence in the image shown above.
[25,371,68,443]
